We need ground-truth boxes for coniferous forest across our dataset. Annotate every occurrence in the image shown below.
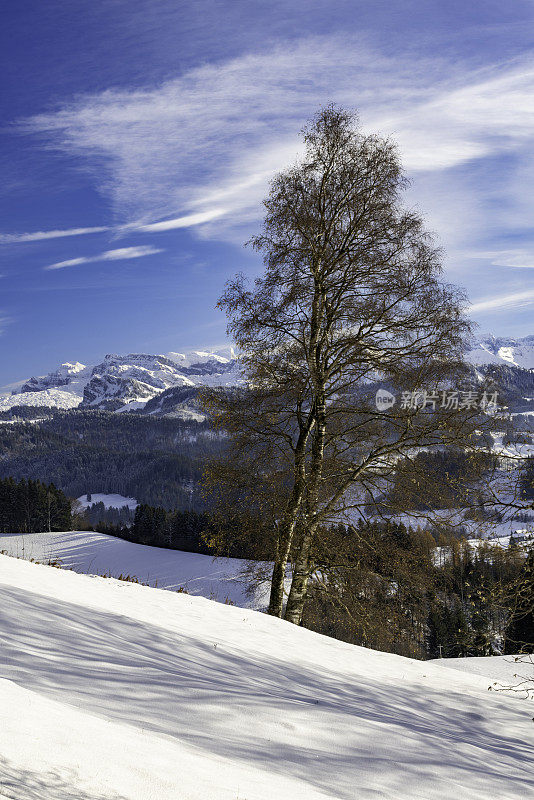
[101,505,212,555]
[0,410,221,510]
[0,477,71,532]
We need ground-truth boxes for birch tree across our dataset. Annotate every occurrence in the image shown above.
[205,107,481,624]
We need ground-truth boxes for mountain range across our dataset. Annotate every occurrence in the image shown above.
[1,335,534,415]
[0,348,239,414]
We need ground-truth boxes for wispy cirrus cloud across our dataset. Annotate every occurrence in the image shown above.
[136,207,228,232]
[0,211,229,245]
[45,245,163,271]
[469,288,534,314]
[0,226,110,243]
[470,249,534,269]
[20,35,534,253]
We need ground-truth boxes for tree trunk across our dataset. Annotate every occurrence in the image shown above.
[267,513,298,617]
[283,522,315,624]
[267,430,311,617]
[284,393,326,623]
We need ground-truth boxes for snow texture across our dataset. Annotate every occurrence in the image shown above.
[0,530,261,608]
[0,551,533,799]
[0,388,83,411]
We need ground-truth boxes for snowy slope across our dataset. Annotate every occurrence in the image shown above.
[0,554,532,800]
[0,531,260,607]
[465,334,534,369]
[433,654,534,696]
[19,361,91,395]
[0,387,83,411]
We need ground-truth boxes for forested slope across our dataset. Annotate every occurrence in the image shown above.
[0,410,224,509]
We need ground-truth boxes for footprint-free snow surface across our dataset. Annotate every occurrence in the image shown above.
[0,530,258,607]
[0,554,533,799]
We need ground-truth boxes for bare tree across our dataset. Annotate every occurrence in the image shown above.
[205,107,482,624]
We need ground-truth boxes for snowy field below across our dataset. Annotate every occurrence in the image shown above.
[76,493,138,510]
[433,654,534,695]
[0,554,532,800]
[0,530,261,608]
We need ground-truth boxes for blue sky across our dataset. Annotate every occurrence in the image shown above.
[2,1,534,384]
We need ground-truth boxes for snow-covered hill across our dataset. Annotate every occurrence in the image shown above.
[0,530,261,607]
[0,553,532,800]
[0,347,239,412]
[465,334,534,370]
[434,654,534,695]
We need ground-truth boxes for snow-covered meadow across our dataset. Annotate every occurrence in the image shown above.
[0,530,260,608]
[75,493,138,510]
[0,552,533,800]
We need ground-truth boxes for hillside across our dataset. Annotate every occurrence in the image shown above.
[0,530,260,607]
[0,553,532,800]
[465,335,534,370]
[0,411,221,509]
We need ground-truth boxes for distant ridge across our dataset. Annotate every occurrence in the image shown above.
[0,348,240,412]
[1,336,533,413]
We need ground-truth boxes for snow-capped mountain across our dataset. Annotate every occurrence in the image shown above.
[2,336,533,414]
[465,335,534,370]
[0,348,240,412]
[20,361,89,393]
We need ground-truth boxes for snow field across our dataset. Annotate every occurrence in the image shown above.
[0,553,533,800]
[0,531,261,608]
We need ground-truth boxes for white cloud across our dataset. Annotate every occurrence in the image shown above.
[45,245,163,271]
[469,288,534,314]
[18,36,534,258]
[137,208,228,232]
[19,37,449,236]
[0,211,231,246]
[469,249,534,269]
[370,64,534,171]
[0,226,110,243]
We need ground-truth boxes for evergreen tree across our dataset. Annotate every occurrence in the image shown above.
[0,477,72,532]
[505,549,534,654]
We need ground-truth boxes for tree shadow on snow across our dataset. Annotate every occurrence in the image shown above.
[0,584,533,799]
[0,757,126,800]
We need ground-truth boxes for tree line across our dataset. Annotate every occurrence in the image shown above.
[96,504,213,555]
[301,519,533,659]
[0,477,71,532]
